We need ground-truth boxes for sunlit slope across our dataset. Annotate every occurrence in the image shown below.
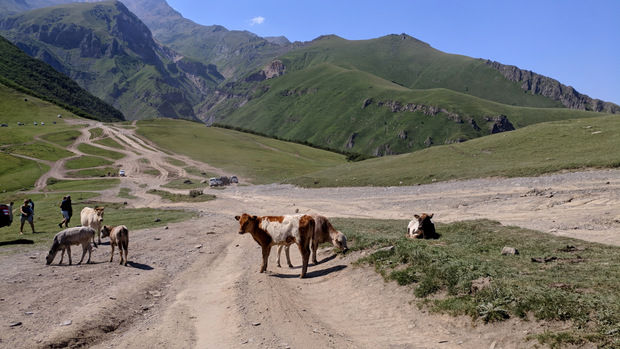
[135,119,347,184]
[222,60,607,156]
[285,115,620,187]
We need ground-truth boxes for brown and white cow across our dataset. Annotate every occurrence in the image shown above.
[407,213,436,239]
[235,213,314,278]
[277,214,348,267]
[80,206,105,246]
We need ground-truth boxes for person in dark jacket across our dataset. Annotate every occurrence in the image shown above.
[20,198,35,234]
[59,195,73,228]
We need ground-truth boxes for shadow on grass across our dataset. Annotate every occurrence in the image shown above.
[0,239,35,246]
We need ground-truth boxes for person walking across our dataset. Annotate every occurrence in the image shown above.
[59,195,72,228]
[19,198,35,234]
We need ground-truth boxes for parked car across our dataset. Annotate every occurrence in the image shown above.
[119,169,126,177]
[209,177,223,187]
[230,176,238,183]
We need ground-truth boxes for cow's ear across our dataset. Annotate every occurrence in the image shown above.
[235,215,240,221]
[429,213,434,218]
[414,214,420,219]
[252,215,258,220]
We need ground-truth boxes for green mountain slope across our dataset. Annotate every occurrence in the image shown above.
[0,34,124,122]
[206,36,612,155]
[0,1,223,120]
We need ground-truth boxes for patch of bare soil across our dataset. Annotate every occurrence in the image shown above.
[1,120,617,348]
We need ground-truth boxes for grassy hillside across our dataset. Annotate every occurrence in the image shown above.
[135,119,347,184]
[217,59,607,156]
[285,114,620,187]
[0,35,124,122]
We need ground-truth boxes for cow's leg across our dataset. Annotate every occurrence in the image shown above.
[297,241,311,278]
[78,242,88,264]
[97,227,101,245]
[66,246,72,265]
[117,242,124,265]
[59,249,65,265]
[276,245,283,267]
[311,240,319,265]
[123,240,128,266]
[260,246,270,273]
[109,243,115,263]
[284,245,293,268]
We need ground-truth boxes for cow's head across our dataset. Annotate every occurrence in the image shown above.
[45,249,57,265]
[411,213,435,239]
[235,214,258,235]
[95,207,105,221]
[101,225,111,239]
[333,231,348,252]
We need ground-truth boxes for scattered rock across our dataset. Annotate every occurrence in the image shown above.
[471,277,492,293]
[9,322,22,327]
[60,320,72,326]
[501,246,519,255]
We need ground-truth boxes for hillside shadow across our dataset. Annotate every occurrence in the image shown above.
[0,239,34,246]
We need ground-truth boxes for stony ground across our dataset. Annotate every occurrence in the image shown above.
[1,120,618,348]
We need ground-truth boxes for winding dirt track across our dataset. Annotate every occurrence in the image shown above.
[1,120,618,348]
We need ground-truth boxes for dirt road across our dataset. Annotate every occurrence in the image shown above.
[1,120,618,348]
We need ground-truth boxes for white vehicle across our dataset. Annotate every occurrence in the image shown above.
[119,170,126,177]
[209,177,223,187]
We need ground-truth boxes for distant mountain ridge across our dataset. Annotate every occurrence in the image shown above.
[0,0,617,156]
[0,0,223,120]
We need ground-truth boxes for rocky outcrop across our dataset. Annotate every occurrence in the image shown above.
[484,115,515,134]
[485,60,619,114]
[344,133,358,149]
[245,60,286,82]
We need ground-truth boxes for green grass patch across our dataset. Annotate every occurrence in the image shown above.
[44,178,120,191]
[147,189,216,203]
[1,142,73,162]
[162,178,206,189]
[77,143,125,160]
[287,115,620,187]
[64,156,114,170]
[335,217,620,348]
[66,167,119,178]
[40,130,82,147]
[117,188,137,199]
[94,136,125,150]
[165,157,186,167]
[89,127,103,139]
[136,119,347,184]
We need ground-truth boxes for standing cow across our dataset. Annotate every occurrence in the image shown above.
[81,207,105,246]
[101,225,129,266]
[235,213,314,278]
[277,214,348,267]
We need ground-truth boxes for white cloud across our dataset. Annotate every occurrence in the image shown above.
[249,16,265,26]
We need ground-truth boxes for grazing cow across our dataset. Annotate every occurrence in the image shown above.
[277,214,348,267]
[80,206,105,245]
[45,227,96,265]
[235,213,314,278]
[101,225,129,266]
[407,213,436,239]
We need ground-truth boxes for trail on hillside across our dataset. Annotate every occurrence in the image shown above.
[0,119,617,348]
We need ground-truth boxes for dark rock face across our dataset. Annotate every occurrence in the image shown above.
[484,115,515,134]
[485,60,619,114]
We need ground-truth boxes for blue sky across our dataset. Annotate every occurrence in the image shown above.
[165,0,619,105]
